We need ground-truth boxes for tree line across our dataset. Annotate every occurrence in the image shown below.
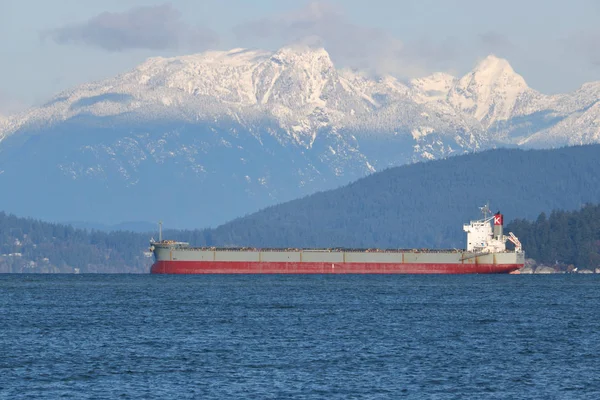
[1,202,599,273]
[0,212,152,273]
[2,144,600,273]
[507,203,600,270]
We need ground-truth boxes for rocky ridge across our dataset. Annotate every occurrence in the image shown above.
[0,46,599,227]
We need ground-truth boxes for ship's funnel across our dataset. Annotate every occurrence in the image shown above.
[493,212,503,239]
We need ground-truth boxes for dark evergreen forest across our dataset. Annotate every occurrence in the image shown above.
[0,212,151,273]
[175,145,600,250]
[507,204,600,270]
[1,144,600,273]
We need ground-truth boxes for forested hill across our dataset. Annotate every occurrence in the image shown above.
[2,203,599,273]
[184,144,600,250]
[2,144,600,273]
[507,204,600,271]
[0,212,151,273]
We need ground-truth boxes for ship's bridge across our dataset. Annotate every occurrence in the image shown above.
[463,206,522,253]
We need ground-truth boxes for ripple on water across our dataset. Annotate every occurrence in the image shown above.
[1,274,600,399]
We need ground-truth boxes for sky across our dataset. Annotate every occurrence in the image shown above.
[1,0,599,115]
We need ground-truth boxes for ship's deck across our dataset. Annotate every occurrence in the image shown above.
[151,243,520,254]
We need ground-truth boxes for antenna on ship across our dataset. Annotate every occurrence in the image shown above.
[479,203,491,219]
[159,221,163,242]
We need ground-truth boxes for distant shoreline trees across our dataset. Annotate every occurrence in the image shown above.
[0,211,152,273]
[1,202,599,273]
[507,204,600,271]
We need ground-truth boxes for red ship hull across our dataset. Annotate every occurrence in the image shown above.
[151,260,522,274]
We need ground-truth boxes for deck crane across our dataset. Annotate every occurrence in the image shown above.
[507,232,522,252]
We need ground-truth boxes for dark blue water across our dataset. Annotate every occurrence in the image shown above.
[1,275,599,399]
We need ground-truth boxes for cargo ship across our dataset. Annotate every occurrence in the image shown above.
[150,206,524,274]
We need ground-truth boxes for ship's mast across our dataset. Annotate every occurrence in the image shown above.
[479,203,491,220]
[159,221,163,242]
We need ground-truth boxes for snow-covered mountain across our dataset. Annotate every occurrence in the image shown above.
[0,46,599,228]
[0,114,8,134]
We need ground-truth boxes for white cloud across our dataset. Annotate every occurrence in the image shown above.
[43,3,219,52]
[233,1,438,78]
[565,31,600,67]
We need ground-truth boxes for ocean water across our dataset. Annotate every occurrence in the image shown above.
[1,275,599,399]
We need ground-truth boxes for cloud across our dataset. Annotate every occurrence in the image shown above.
[565,31,600,67]
[43,4,218,52]
[478,31,514,54]
[403,36,460,69]
[233,1,442,78]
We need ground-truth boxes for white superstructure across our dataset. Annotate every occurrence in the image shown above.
[463,205,522,253]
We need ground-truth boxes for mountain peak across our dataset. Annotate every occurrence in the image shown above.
[4,46,598,157]
[448,54,531,126]
[138,48,270,70]
[474,54,514,72]
[269,45,333,66]
[468,54,527,90]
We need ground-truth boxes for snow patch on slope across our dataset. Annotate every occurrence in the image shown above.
[448,55,532,127]
[1,48,600,158]
[411,72,457,103]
